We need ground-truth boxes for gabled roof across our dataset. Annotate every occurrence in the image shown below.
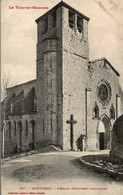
[7,79,36,90]
[89,57,120,77]
[35,1,90,23]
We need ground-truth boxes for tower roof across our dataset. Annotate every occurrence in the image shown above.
[35,1,90,23]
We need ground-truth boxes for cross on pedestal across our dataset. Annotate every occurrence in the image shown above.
[67,114,77,150]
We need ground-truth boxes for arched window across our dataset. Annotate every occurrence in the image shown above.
[77,15,83,33]
[33,98,37,112]
[14,121,16,136]
[110,104,115,119]
[69,10,75,29]
[33,88,37,112]
[51,11,56,28]
[25,120,28,136]
[92,102,99,119]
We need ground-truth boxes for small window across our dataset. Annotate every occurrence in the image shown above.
[69,11,75,29]
[44,16,48,33]
[14,121,16,136]
[110,104,115,119]
[25,120,28,136]
[77,15,83,33]
[52,11,56,28]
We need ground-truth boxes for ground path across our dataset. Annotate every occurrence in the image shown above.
[1,150,123,195]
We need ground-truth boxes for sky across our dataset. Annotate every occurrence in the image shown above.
[1,0,123,89]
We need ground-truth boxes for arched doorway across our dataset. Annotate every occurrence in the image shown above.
[98,115,111,150]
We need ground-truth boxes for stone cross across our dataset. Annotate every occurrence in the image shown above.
[67,114,77,150]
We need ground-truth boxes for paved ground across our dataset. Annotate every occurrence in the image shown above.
[1,150,123,195]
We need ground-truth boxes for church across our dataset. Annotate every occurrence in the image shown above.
[2,1,123,156]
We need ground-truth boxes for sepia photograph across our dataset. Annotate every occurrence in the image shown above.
[1,0,123,195]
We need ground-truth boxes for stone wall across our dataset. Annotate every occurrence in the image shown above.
[36,6,63,148]
[62,6,89,150]
[2,114,37,157]
[110,134,123,160]
[2,80,37,156]
[87,59,120,150]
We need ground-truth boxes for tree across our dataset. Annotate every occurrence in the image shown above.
[1,72,17,158]
[1,72,17,101]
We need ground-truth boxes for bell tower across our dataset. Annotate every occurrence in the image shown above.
[35,1,90,149]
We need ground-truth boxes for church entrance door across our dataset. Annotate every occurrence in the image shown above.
[98,116,111,150]
[99,132,104,150]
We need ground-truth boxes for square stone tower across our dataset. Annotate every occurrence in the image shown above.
[35,1,90,150]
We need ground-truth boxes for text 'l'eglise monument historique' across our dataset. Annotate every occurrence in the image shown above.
[2,1,123,156]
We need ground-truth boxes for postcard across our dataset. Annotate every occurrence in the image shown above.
[1,0,123,195]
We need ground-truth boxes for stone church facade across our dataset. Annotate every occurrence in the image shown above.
[2,1,123,156]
